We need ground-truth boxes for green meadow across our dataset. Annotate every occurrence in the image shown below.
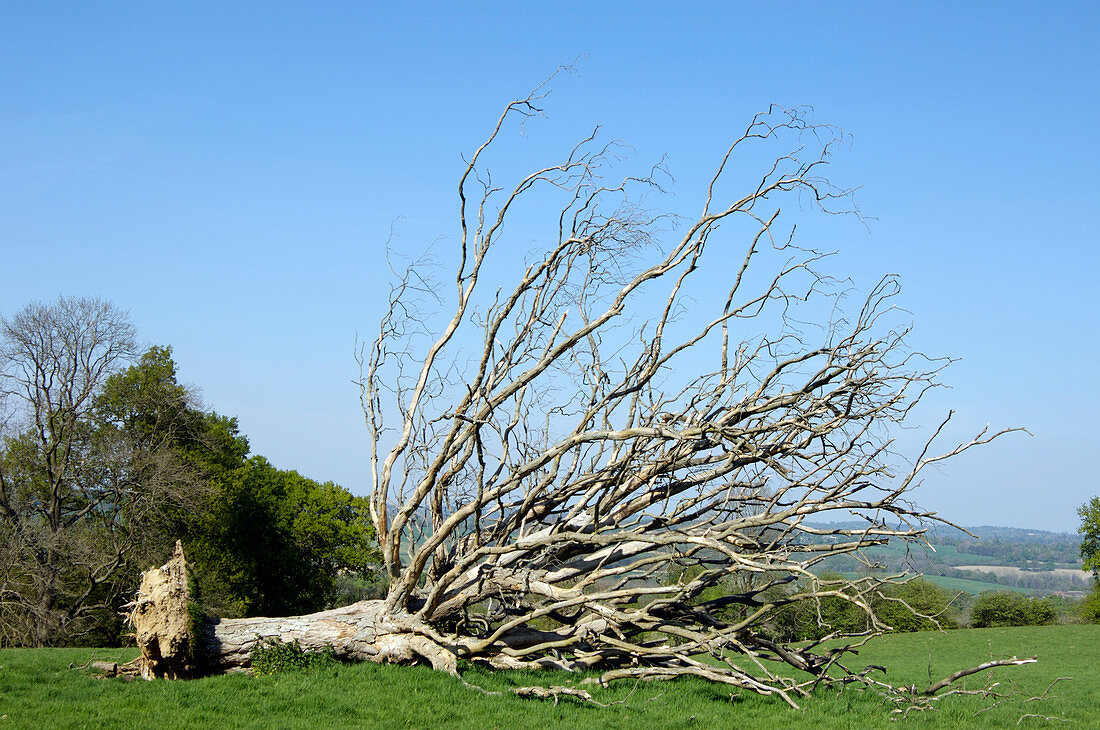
[2,625,1096,729]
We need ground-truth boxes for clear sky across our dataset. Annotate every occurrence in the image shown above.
[2,2,1097,531]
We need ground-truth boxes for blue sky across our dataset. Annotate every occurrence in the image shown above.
[2,2,1097,531]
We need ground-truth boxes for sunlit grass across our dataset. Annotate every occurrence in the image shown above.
[1,625,1096,728]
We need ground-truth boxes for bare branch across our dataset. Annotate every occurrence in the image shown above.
[923,656,1037,696]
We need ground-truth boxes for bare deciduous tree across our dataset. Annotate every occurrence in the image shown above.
[132,88,1023,708]
[0,297,198,646]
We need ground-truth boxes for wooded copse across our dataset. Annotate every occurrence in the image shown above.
[122,90,1039,709]
[0,300,378,647]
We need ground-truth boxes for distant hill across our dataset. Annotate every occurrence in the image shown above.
[807,521,1089,596]
[809,521,1077,541]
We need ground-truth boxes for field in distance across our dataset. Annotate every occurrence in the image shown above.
[814,524,1089,596]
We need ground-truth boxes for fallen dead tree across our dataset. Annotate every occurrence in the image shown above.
[131,544,1037,710]
[130,81,1027,709]
[131,543,458,677]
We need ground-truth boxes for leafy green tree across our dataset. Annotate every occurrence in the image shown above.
[0,297,153,646]
[189,456,376,617]
[95,346,197,448]
[1078,497,1100,576]
[1026,597,1057,625]
[757,576,959,641]
[92,346,224,563]
[1081,589,1100,624]
[970,591,1056,628]
[771,590,867,642]
[98,347,378,618]
[875,578,959,632]
[95,346,250,472]
[2,325,379,645]
[1077,497,1100,624]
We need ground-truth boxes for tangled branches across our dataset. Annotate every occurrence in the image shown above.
[352,84,1020,706]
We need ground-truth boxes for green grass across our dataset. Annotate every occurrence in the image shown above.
[1,626,1097,729]
[917,573,1035,595]
[918,543,1002,566]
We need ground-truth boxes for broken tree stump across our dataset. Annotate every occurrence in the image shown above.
[129,541,194,679]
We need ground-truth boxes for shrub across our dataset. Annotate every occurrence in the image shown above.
[760,576,958,641]
[875,578,959,632]
[1024,596,1057,625]
[970,591,1057,628]
[1080,586,1100,624]
[332,571,389,605]
[249,638,338,675]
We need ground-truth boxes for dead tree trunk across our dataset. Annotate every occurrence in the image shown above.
[130,541,194,679]
[131,545,458,677]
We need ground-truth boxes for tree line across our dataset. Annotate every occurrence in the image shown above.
[943,539,1080,568]
[0,296,379,647]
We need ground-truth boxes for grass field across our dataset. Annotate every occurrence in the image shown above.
[826,569,1034,595]
[2,625,1096,729]
[908,572,1035,595]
